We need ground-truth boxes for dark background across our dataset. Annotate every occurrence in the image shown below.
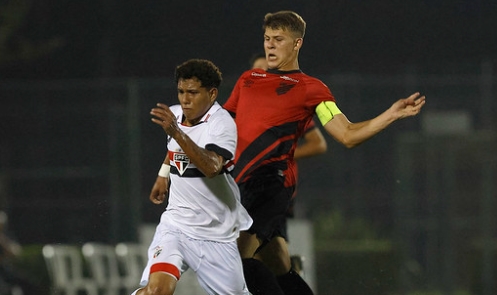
[1,0,496,80]
[1,0,497,254]
[1,2,497,294]
[1,0,496,248]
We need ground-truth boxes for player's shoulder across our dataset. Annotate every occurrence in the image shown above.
[169,104,183,115]
[297,73,333,96]
[210,102,235,122]
[298,72,328,86]
[208,104,237,136]
[169,104,182,114]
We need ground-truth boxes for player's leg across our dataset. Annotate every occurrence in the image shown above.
[255,234,313,295]
[132,272,177,295]
[237,171,291,295]
[237,231,261,259]
[132,222,185,295]
[254,238,306,277]
[254,236,291,275]
[267,244,313,295]
[276,265,314,295]
[237,231,284,295]
[195,240,250,295]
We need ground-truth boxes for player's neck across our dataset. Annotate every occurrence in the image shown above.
[277,59,299,71]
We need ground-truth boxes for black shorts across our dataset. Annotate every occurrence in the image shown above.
[238,169,294,247]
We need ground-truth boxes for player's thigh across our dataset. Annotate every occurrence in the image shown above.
[239,174,292,242]
[256,236,291,275]
[196,240,249,295]
[141,227,187,285]
[237,231,261,258]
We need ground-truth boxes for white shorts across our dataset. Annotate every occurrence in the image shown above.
[140,222,249,295]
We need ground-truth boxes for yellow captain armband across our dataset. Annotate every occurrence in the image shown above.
[315,101,342,126]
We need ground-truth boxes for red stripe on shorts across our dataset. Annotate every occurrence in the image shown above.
[150,263,180,280]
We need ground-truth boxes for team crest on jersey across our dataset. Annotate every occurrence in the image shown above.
[276,82,296,95]
[243,79,255,87]
[153,246,162,258]
[172,152,190,175]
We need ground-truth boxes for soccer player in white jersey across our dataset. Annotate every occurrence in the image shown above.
[131,59,252,295]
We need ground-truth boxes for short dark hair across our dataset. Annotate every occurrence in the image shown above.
[175,59,222,89]
[263,10,306,38]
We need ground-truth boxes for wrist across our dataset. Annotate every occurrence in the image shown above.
[158,163,170,178]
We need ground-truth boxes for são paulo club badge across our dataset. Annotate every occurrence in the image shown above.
[153,245,162,258]
[172,151,190,175]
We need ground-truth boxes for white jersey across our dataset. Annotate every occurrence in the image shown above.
[162,102,252,242]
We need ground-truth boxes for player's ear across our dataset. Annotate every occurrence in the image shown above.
[209,88,218,101]
[294,38,303,50]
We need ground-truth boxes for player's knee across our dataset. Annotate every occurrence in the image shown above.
[141,284,174,295]
[242,257,264,275]
[242,258,285,295]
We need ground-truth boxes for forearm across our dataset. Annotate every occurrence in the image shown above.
[327,109,397,148]
[350,110,398,146]
[324,93,425,148]
[349,108,397,143]
[171,129,224,178]
[294,127,328,159]
[295,145,323,159]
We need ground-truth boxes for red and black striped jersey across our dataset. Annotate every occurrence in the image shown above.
[224,68,335,186]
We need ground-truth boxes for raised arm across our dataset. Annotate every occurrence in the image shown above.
[322,92,426,148]
[150,103,225,178]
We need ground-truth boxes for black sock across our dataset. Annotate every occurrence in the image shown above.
[277,269,314,295]
[242,258,285,295]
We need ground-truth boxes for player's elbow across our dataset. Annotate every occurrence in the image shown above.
[339,136,361,149]
[202,163,224,178]
[316,140,328,154]
[203,170,220,178]
[344,142,359,149]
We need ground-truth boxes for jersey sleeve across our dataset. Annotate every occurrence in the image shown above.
[205,110,237,161]
[223,73,246,117]
[305,78,336,110]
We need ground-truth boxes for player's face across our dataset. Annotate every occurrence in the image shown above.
[252,57,268,70]
[264,28,301,71]
[177,78,216,126]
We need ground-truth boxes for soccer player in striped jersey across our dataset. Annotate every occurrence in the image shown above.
[250,52,327,277]
[224,10,425,295]
[132,59,252,295]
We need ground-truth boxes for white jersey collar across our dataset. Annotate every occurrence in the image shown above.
[179,101,221,124]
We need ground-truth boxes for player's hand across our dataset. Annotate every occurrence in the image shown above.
[149,176,169,205]
[150,103,180,137]
[391,92,426,119]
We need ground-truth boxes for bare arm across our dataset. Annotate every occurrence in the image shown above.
[150,103,224,178]
[324,92,426,148]
[294,127,327,160]
[149,156,170,205]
